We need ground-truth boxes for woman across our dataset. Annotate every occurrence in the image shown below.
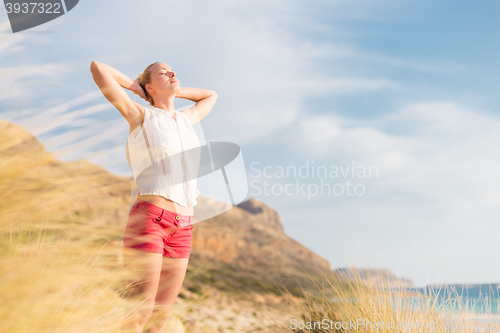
[90,60,217,333]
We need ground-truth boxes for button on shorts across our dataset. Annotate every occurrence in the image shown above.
[123,200,194,258]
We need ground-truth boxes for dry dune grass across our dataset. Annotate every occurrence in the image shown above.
[279,258,499,332]
[0,218,130,332]
[0,147,139,331]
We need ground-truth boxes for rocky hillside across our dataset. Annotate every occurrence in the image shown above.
[189,196,333,297]
[0,119,334,298]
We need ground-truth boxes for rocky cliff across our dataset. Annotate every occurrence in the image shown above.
[0,119,334,298]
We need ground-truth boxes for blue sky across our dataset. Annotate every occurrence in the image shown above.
[1,0,499,287]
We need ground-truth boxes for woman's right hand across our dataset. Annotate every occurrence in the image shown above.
[131,79,148,101]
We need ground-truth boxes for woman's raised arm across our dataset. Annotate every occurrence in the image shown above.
[90,61,145,126]
[177,87,218,126]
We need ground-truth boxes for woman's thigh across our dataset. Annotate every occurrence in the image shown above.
[123,249,163,300]
[154,257,190,305]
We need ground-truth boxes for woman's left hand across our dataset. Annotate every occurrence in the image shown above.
[131,79,148,101]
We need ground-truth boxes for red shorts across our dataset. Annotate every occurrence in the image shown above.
[123,200,194,258]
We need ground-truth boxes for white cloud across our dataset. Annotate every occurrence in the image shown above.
[200,19,401,144]
[28,103,113,136]
[18,91,102,134]
[2,0,406,148]
[294,101,500,230]
[0,20,26,56]
[279,100,500,285]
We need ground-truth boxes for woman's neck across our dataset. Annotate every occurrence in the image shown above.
[152,97,175,111]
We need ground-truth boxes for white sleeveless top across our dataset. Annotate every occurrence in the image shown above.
[126,105,201,214]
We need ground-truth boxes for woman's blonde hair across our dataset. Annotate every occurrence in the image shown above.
[136,62,159,106]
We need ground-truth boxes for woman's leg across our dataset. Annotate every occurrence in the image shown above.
[143,257,189,333]
[120,249,163,333]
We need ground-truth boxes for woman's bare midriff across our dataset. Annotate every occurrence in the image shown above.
[136,194,194,216]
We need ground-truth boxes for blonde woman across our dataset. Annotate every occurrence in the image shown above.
[90,60,217,332]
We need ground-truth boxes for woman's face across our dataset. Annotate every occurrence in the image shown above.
[146,62,179,98]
